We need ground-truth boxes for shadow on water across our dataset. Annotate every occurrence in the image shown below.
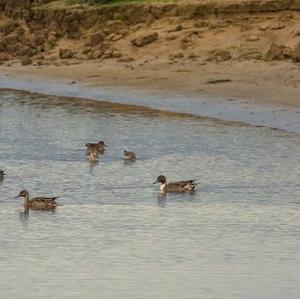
[123,159,136,165]
[88,160,99,171]
[19,208,57,225]
[19,210,29,225]
[156,191,197,207]
[157,193,167,208]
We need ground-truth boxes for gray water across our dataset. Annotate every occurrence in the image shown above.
[0,90,300,299]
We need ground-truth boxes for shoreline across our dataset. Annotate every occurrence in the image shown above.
[1,0,300,133]
[1,60,300,134]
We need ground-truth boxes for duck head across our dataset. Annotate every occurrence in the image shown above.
[98,141,108,148]
[15,190,29,198]
[152,175,166,185]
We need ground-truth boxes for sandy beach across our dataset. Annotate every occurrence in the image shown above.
[1,59,300,106]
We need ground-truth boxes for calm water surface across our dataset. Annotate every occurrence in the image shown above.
[0,90,300,299]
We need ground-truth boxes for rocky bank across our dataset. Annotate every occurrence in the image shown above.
[0,0,300,66]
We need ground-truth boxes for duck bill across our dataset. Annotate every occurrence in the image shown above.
[152,180,158,184]
[14,195,20,198]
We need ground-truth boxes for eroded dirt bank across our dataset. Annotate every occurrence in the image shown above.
[0,0,300,65]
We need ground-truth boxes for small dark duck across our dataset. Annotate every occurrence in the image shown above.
[123,150,136,161]
[153,175,197,193]
[85,141,108,154]
[0,169,4,180]
[15,190,59,211]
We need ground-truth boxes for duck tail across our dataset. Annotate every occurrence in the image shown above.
[192,183,198,191]
[186,180,198,191]
[51,197,62,207]
[50,196,59,202]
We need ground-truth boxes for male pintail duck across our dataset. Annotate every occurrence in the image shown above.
[88,149,99,162]
[85,141,107,154]
[15,190,59,211]
[0,169,4,179]
[153,175,197,193]
[123,150,136,161]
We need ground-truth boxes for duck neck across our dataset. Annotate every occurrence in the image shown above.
[160,183,167,192]
[23,194,30,211]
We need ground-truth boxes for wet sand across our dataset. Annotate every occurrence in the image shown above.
[0,60,300,133]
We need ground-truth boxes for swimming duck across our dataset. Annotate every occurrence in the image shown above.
[15,190,59,211]
[0,169,4,180]
[153,175,197,193]
[123,150,136,161]
[85,141,107,154]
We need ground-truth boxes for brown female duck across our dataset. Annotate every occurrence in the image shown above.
[153,175,197,193]
[15,190,59,211]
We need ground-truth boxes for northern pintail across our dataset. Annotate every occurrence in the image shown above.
[15,190,59,211]
[123,150,136,161]
[153,175,197,193]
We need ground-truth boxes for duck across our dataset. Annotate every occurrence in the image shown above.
[85,141,107,154]
[0,169,4,180]
[87,149,99,162]
[152,175,197,193]
[123,150,136,161]
[15,190,59,211]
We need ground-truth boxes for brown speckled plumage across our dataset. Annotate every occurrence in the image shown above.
[85,141,107,154]
[16,190,59,211]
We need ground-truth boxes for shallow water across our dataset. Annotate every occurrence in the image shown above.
[2,72,300,134]
[0,90,300,299]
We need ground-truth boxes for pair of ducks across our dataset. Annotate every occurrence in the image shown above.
[86,141,136,162]
[15,175,197,212]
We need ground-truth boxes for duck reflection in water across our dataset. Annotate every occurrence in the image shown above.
[157,193,167,208]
